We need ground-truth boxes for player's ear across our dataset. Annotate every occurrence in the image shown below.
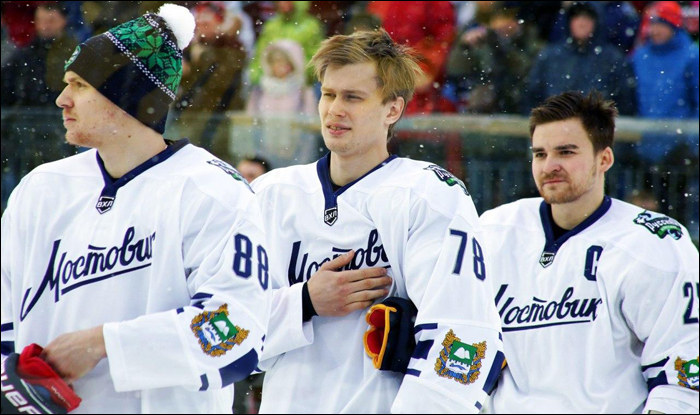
[385,97,404,126]
[599,147,614,173]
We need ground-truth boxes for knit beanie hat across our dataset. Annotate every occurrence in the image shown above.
[648,1,683,29]
[63,4,195,134]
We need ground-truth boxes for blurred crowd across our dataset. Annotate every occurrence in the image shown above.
[1,1,698,205]
[1,1,699,176]
[2,1,698,119]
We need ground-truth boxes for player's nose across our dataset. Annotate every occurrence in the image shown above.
[541,155,562,174]
[55,85,73,109]
[327,97,347,118]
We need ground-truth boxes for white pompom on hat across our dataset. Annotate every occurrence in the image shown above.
[157,4,196,50]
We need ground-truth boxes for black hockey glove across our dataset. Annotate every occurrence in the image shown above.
[363,297,418,374]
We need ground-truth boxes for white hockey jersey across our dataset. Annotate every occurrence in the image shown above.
[1,140,270,413]
[480,197,699,414]
[252,154,504,414]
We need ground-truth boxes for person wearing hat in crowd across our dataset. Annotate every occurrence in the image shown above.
[524,2,636,116]
[445,4,542,114]
[245,39,318,165]
[631,1,699,119]
[630,1,699,165]
[248,1,324,87]
[0,4,269,414]
[1,2,80,107]
[246,39,317,118]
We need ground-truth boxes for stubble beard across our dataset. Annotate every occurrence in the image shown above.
[64,128,100,149]
[538,164,598,205]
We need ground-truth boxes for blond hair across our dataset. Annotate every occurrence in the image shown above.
[309,29,421,140]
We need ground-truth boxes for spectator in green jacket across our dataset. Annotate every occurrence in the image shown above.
[248,1,324,86]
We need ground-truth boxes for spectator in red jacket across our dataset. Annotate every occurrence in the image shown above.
[368,1,456,115]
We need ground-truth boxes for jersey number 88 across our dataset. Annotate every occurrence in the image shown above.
[233,233,269,290]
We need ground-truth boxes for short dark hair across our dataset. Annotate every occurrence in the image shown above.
[241,156,272,173]
[529,91,618,153]
[567,2,598,22]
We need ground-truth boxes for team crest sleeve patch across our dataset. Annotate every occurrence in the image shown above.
[207,160,254,193]
[633,211,684,240]
[424,165,470,196]
[675,356,699,391]
[191,304,249,357]
[434,329,486,385]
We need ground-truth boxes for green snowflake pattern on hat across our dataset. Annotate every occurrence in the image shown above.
[106,14,184,99]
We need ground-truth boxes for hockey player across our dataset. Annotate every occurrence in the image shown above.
[1,5,268,413]
[252,29,504,413]
[481,91,699,413]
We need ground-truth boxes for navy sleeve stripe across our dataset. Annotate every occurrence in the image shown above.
[0,323,13,333]
[191,293,214,301]
[412,340,434,360]
[199,374,209,391]
[176,308,184,314]
[494,284,508,308]
[476,402,483,411]
[1,341,15,356]
[646,372,669,392]
[193,303,205,310]
[414,323,438,335]
[483,351,506,395]
[642,357,670,372]
[406,368,421,377]
[220,349,259,387]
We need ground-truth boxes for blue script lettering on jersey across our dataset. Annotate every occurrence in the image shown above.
[495,284,603,332]
[20,227,156,321]
[287,229,389,285]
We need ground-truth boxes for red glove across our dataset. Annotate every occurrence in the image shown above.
[17,344,82,412]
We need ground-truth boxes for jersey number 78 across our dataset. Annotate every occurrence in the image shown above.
[449,229,486,281]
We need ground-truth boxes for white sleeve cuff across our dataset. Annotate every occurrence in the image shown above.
[103,321,128,392]
[644,385,699,414]
[258,283,314,370]
[103,312,200,392]
[391,375,481,414]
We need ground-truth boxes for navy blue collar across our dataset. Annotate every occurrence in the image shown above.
[317,153,397,207]
[538,196,612,265]
[316,152,397,225]
[96,139,189,199]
